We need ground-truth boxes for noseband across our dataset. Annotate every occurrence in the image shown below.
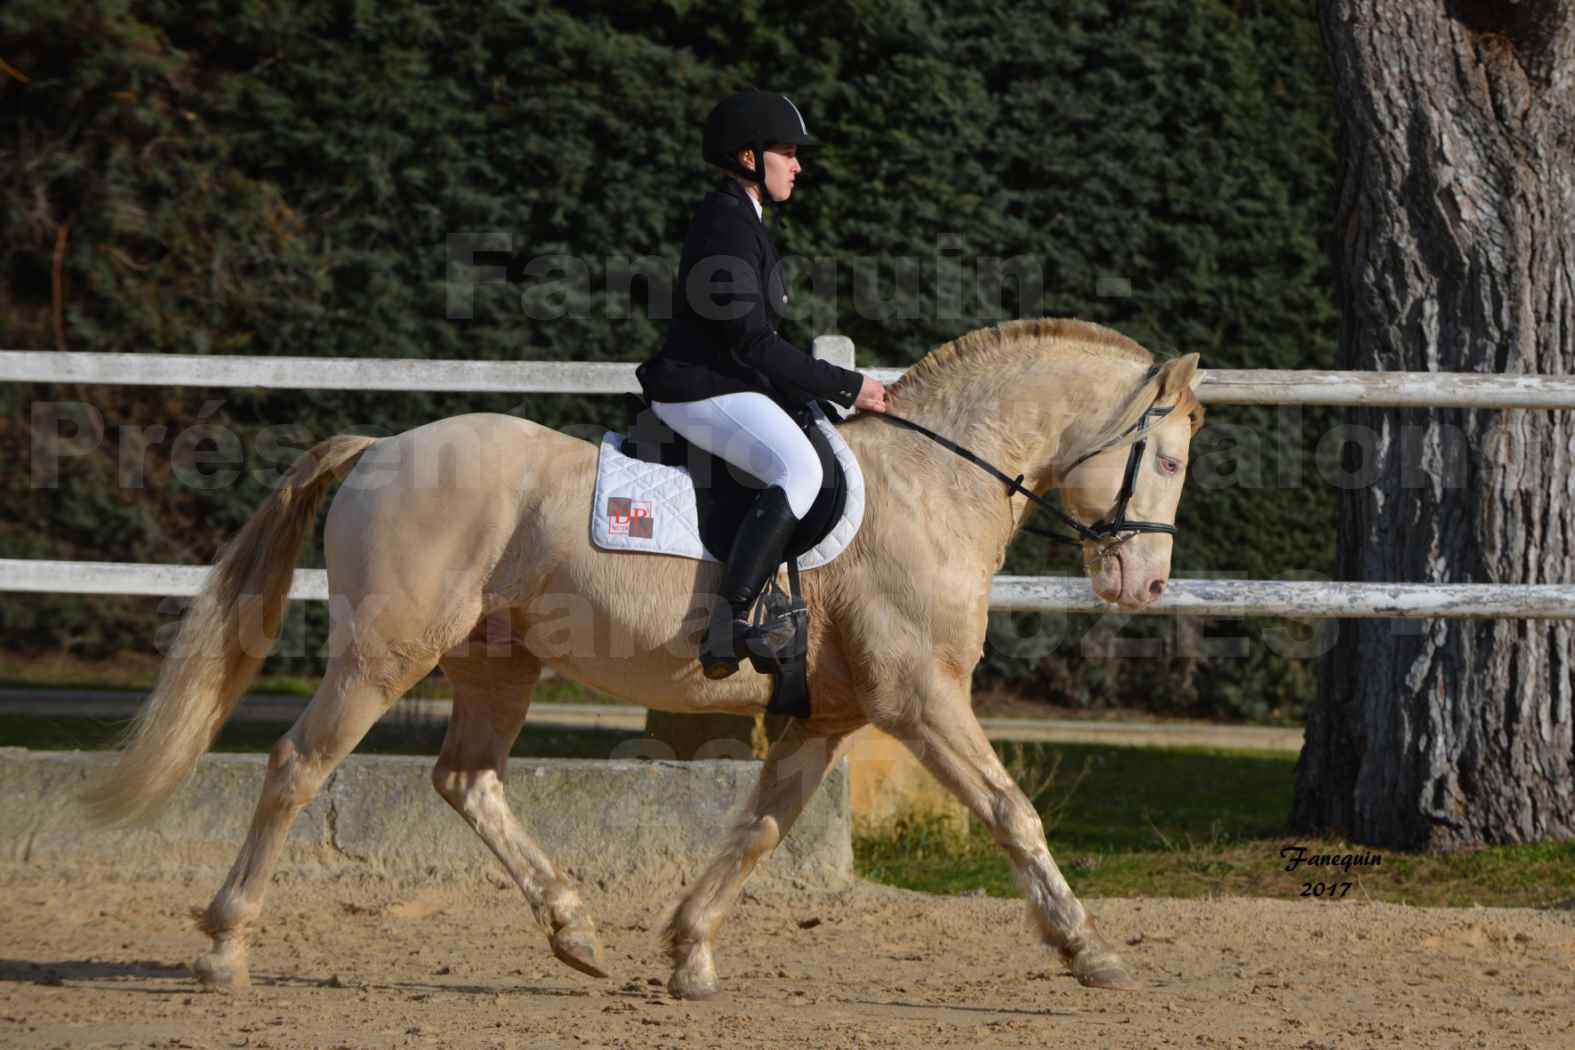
[873,375,1178,552]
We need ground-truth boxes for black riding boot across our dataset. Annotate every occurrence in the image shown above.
[701,486,800,680]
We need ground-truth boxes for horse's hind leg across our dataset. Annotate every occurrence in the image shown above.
[193,642,439,989]
[664,719,853,1000]
[878,682,1136,991]
[432,626,607,979]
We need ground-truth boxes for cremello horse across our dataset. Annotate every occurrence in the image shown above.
[84,318,1204,999]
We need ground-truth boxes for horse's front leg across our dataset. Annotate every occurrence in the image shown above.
[664,719,853,1000]
[876,678,1136,990]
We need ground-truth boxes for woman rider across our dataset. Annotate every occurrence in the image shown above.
[636,90,888,680]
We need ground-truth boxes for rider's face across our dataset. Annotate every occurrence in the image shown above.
[763,145,800,201]
[738,145,802,202]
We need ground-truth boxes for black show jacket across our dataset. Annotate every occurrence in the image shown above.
[637,179,863,409]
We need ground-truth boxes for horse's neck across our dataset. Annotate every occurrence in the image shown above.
[888,349,1136,491]
[846,350,1135,560]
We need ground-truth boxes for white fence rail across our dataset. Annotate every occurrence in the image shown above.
[0,351,641,396]
[6,349,1575,408]
[4,346,1573,619]
[5,559,1573,619]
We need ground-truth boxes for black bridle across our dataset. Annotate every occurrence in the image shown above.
[872,389,1179,551]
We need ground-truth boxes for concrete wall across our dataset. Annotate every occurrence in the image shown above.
[845,727,970,840]
[0,749,851,889]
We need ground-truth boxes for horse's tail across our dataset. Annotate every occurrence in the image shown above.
[81,434,380,825]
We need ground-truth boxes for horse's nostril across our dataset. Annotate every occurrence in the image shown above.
[1149,578,1167,598]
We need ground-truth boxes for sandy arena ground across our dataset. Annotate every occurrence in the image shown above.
[2,869,1572,1049]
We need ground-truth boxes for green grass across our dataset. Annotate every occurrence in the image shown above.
[855,741,1575,909]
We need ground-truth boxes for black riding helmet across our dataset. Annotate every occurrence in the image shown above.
[701,90,819,204]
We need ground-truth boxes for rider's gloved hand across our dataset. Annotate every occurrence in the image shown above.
[855,375,888,414]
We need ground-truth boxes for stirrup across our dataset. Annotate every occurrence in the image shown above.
[700,588,805,680]
[744,576,808,673]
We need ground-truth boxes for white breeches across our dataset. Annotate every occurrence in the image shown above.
[651,393,823,518]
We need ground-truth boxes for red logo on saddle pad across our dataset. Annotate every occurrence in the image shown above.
[607,497,655,539]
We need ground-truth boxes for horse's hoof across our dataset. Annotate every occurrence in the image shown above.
[667,942,720,1000]
[669,978,721,1001]
[1070,945,1139,990]
[550,925,609,979]
[192,952,250,991]
[1076,963,1140,991]
[668,970,721,1000]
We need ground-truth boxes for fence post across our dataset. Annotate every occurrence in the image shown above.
[811,334,856,370]
[812,335,857,419]
[641,336,859,758]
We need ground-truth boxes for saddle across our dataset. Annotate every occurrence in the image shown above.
[621,400,850,561]
[606,398,854,719]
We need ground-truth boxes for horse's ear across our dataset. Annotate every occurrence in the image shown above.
[1157,353,1200,401]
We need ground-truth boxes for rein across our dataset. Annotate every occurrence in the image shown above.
[870,374,1178,549]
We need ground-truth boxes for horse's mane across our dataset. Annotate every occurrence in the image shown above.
[883,318,1204,461]
[888,318,1155,398]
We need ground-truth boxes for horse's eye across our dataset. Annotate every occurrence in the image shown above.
[1158,455,1182,476]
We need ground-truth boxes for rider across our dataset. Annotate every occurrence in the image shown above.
[636,89,888,679]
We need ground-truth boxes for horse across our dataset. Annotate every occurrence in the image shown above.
[82,317,1205,999]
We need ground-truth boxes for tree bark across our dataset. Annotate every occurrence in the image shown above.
[1294,0,1575,848]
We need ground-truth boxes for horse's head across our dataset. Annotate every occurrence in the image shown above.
[1057,354,1205,611]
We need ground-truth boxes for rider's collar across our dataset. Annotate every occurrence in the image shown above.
[720,177,765,222]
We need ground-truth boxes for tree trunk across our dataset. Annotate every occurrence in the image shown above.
[1294,0,1575,848]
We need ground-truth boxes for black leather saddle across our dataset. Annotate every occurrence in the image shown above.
[620,398,848,561]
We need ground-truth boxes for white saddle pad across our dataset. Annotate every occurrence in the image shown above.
[590,406,864,570]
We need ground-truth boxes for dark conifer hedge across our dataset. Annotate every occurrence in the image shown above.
[1,0,1336,720]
